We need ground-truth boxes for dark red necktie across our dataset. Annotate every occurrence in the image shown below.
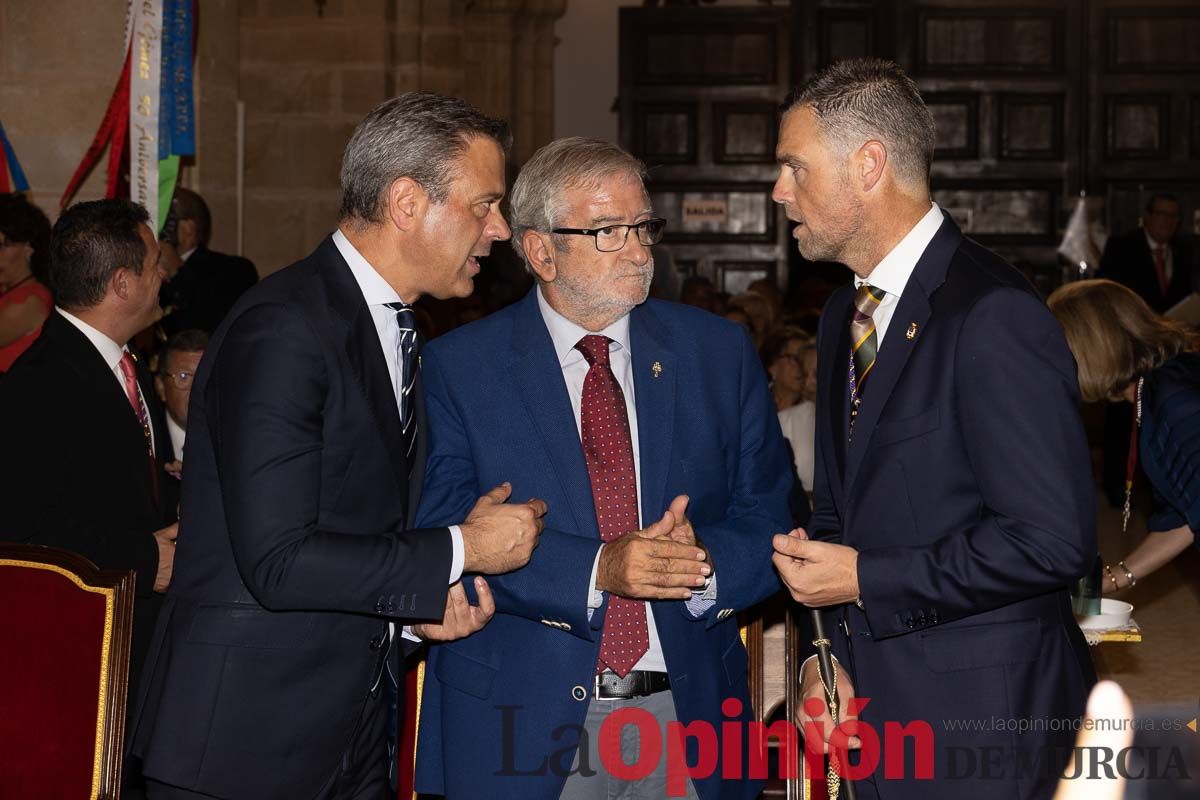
[576,334,648,677]
[118,351,158,502]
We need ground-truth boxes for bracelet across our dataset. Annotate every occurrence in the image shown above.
[1103,563,1120,591]
[1118,561,1137,588]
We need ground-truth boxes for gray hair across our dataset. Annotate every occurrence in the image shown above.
[508,137,647,263]
[339,92,511,223]
[784,58,936,188]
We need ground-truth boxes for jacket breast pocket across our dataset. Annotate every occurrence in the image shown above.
[186,603,315,649]
[434,648,498,700]
[873,406,939,447]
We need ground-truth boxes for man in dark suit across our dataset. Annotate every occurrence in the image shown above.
[130,93,546,800]
[770,60,1096,800]
[1097,193,1197,504]
[159,187,258,335]
[0,199,178,697]
[414,138,795,799]
[1099,193,1196,314]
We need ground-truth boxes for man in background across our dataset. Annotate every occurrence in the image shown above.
[160,187,258,334]
[154,328,207,466]
[0,199,178,700]
[1100,193,1196,314]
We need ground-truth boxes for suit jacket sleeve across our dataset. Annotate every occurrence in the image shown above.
[211,303,451,619]
[417,348,605,642]
[855,288,1096,639]
[0,372,162,597]
[809,309,843,542]
[685,327,797,627]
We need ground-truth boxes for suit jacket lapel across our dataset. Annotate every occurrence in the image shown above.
[511,290,599,540]
[317,237,409,502]
[407,337,428,528]
[819,291,852,510]
[629,304,676,525]
[44,312,163,506]
[844,214,960,492]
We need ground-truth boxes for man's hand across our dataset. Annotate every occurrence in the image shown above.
[152,522,179,593]
[597,510,710,600]
[664,494,714,578]
[460,482,547,574]
[412,577,495,642]
[164,459,183,480]
[798,656,861,755]
[772,528,860,606]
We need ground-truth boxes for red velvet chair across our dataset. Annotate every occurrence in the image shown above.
[0,543,135,799]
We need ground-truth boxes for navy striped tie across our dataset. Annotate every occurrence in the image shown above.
[384,301,419,477]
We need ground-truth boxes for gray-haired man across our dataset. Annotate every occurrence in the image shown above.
[131,92,547,800]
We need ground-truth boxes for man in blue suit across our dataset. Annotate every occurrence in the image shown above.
[770,60,1097,799]
[414,137,795,799]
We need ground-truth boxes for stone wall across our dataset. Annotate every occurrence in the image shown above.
[0,0,565,274]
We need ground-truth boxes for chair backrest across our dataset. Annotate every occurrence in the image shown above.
[0,543,135,800]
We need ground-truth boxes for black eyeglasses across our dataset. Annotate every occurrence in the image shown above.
[160,370,195,389]
[551,218,667,253]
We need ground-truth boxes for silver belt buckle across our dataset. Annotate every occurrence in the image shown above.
[594,672,602,699]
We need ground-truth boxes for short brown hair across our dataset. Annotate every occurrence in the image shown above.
[1047,279,1198,402]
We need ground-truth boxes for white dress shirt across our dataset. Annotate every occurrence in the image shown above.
[57,307,156,456]
[166,415,186,461]
[777,400,815,492]
[855,202,944,348]
[332,230,464,585]
[536,287,715,675]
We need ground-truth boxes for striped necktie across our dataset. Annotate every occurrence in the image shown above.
[849,283,885,435]
[383,301,419,476]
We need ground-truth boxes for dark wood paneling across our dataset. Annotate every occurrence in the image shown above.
[633,19,778,85]
[713,103,779,164]
[1105,94,1171,159]
[1106,6,1200,73]
[931,180,1059,243]
[998,93,1064,160]
[716,260,778,294]
[926,92,979,160]
[915,7,1064,76]
[650,182,778,243]
[634,102,697,165]
[817,8,875,68]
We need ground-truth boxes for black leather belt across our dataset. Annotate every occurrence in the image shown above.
[594,670,670,699]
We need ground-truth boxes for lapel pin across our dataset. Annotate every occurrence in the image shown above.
[906,322,918,340]
[652,361,662,378]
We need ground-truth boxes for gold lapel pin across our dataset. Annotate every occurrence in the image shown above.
[906,322,918,340]
[652,361,662,378]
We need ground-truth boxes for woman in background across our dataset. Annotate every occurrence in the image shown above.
[760,327,816,493]
[0,193,52,372]
[1048,279,1199,592]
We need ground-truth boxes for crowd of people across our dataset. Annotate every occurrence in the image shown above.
[0,55,1198,800]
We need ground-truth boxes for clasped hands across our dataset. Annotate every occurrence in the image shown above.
[597,494,712,601]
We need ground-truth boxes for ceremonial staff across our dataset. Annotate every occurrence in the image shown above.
[810,609,856,800]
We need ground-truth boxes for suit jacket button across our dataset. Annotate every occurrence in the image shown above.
[571,686,587,701]
[905,617,915,628]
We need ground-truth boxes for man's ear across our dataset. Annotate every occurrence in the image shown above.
[385,177,425,232]
[857,140,887,193]
[523,230,557,282]
[111,267,134,302]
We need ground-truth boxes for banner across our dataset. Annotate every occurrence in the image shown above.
[130,0,163,234]
[0,118,30,193]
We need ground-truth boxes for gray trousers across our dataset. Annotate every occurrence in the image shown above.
[559,689,701,800]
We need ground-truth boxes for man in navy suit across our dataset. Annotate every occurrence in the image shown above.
[130,93,546,800]
[414,138,795,799]
[770,60,1096,799]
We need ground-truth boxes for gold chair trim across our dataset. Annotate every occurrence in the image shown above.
[0,559,116,800]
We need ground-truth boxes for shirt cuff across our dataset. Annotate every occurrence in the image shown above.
[448,525,464,584]
[401,623,420,643]
[587,544,605,611]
